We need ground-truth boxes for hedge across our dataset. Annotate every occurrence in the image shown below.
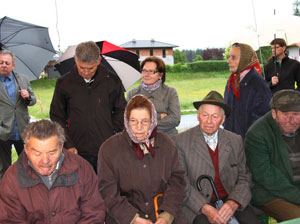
[166,60,228,73]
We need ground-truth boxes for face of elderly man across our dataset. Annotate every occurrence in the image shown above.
[272,110,300,136]
[24,135,62,176]
[197,104,225,136]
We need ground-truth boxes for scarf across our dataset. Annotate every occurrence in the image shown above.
[228,43,262,100]
[124,95,158,160]
[141,79,162,93]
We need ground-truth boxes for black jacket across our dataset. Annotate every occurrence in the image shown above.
[264,56,300,94]
[50,64,126,156]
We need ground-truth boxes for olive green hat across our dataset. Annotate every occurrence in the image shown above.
[270,89,300,112]
[193,90,231,116]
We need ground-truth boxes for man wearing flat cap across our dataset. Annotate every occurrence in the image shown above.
[245,89,300,222]
[173,91,259,224]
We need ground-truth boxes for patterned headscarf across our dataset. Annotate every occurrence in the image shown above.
[124,95,158,159]
[228,43,262,100]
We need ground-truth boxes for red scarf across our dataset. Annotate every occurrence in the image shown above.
[228,61,261,101]
[132,127,157,160]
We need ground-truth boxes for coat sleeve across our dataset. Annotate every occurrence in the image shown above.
[174,135,209,215]
[19,74,37,106]
[225,135,252,209]
[0,169,27,223]
[250,80,272,126]
[158,139,186,218]
[78,161,105,224]
[245,127,300,205]
[157,87,181,132]
[98,141,138,223]
[110,79,126,133]
[49,79,75,149]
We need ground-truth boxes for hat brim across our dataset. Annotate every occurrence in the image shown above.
[193,101,231,116]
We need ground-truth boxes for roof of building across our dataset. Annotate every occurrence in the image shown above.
[120,39,178,49]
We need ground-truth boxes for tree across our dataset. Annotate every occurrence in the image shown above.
[173,49,186,64]
[294,0,300,16]
[202,48,224,60]
[193,55,203,62]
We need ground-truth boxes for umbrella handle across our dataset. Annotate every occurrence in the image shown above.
[153,193,163,221]
[197,175,220,201]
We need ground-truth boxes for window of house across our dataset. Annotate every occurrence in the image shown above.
[162,49,166,58]
[136,49,140,57]
[150,49,153,56]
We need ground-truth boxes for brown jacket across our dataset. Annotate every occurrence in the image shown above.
[98,130,186,224]
[0,149,105,224]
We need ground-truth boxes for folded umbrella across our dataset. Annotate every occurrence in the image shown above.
[197,174,239,224]
[0,16,57,81]
[55,41,141,90]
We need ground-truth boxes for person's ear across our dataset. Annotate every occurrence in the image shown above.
[271,109,277,120]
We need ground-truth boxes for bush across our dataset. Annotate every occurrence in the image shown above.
[187,60,228,72]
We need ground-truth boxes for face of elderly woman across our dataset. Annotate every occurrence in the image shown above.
[141,62,163,86]
[129,108,151,141]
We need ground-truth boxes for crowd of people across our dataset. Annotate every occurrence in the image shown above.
[0,38,299,224]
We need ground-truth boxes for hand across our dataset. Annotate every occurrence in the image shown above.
[161,113,167,119]
[218,200,238,223]
[67,147,78,154]
[134,217,154,224]
[271,76,279,86]
[18,89,30,99]
[154,217,167,224]
[201,204,226,224]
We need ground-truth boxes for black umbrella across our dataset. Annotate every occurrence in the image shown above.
[0,16,57,81]
[55,41,141,91]
[197,175,239,224]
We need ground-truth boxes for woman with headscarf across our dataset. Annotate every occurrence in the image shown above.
[127,56,181,137]
[224,43,272,139]
[98,95,186,224]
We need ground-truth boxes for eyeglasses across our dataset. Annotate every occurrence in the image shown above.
[141,69,158,75]
[129,119,150,126]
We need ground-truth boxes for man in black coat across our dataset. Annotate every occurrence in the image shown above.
[264,38,300,94]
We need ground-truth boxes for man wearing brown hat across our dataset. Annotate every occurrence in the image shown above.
[264,38,300,94]
[245,89,300,222]
[224,43,272,139]
[173,91,259,224]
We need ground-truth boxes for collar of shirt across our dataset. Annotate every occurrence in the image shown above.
[239,69,250,82]
[202,130,218,151]
[0,73,13,82]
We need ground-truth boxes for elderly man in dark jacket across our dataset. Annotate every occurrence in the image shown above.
[50,41,126,172]
[0,120,105,223]
[245,90,300,222]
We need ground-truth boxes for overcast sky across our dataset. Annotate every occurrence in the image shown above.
[1,0,296,51]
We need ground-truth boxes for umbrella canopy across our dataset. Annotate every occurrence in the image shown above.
[258,15,300,47]
[230,15,300,50]
[0,16,57,81]
[55,41,141,91]
[197,175,240,224]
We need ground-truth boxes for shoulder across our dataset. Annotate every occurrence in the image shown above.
[219,128,242,142]
[100,131,126,154]
[161,84,178,95]
[173,126,199,143]
[14,73,29,82]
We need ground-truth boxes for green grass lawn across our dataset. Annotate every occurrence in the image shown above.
[28,72,229,119]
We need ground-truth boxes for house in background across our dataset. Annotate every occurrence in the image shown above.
[120,39,178,65]
[288,43,300,61]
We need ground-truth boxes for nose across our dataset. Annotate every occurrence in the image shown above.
[136,122,143,130]
[207,116,212,123]
[41,153,50,164]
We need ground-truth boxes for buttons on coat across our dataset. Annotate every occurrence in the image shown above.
[145,202,149,206]
[145,214,149,218]
[143,164,147,168]
[51,211,56,216]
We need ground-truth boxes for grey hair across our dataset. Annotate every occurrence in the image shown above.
[22,120,65,147]
[75,41,100,63]
[0,50,15,64]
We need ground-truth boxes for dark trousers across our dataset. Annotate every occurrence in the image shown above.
[79,153,97,174]
[0,139,24,180]
[193,205,260,224]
